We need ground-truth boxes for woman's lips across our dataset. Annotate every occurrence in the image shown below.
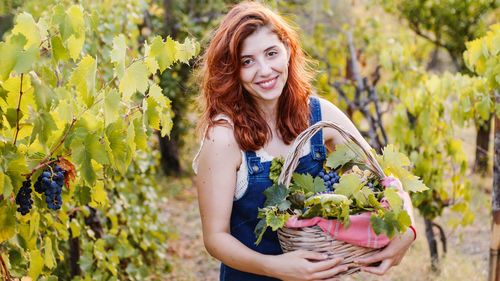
[256,76,278,90]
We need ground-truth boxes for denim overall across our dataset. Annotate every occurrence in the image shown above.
[220,97,327,280]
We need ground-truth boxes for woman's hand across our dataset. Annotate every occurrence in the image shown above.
[267,250,348,281]
[353,229,414,275]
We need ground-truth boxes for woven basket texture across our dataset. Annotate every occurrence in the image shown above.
[277,120,387,276]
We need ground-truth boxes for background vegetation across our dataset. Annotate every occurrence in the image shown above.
[0,0,498,280]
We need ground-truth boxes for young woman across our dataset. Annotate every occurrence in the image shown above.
[193,2,415,280]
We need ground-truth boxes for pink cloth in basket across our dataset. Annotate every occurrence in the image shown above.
[284,176,404,249]
[286,214,390,248]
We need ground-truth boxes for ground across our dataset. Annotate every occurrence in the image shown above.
[160,172,492,281]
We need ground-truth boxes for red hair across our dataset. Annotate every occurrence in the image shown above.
[197,1,314,151]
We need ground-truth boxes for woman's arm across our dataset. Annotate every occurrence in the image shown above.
[318,97,416,275]
[196,124,347,280]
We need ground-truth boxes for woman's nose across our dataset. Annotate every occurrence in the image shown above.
[257,60,273,76]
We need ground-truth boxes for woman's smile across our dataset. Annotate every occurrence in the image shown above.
[256,76,279,89]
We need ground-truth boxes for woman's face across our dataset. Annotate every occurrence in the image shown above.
[239,25,290,107]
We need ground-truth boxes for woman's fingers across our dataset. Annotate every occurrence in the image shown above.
[295,250,329,261]
[361,259,392,275]
[310,261,348,280]
[353,250,387,265]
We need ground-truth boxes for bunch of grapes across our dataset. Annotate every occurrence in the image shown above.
[16,179,33,215]
[318,169,340,192]
[34,164,65,210]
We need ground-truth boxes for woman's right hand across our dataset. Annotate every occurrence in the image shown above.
[268,250,348,281]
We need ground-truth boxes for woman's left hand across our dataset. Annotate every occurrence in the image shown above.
[353,229,414,275]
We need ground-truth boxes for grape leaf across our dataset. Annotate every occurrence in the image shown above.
[266,211,289,231]
[29,111,58,146]
[254,218,267,245]
[263,184,288,207]
[119,61,149,101]
[104,120,130,175]
[133,117,147,151]
[175,38,198,64]
[0,204,16,243]
[292,173,314,194]
[28,250,44,280]
[326,144,358,169]
[384,187,403,213]
[68,33,85,61]
[11,12,40,48]
[110,35,126,78]
[50,35,68,62]
[335,173,362,197]
[43,237,55,269]
[104,88,120,123]
[148,36,177,72]
[69,55,97,107]
[90,181,108,208]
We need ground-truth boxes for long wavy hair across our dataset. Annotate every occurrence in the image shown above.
[197,1,314,151]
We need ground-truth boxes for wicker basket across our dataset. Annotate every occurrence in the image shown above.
[276,120,387,276]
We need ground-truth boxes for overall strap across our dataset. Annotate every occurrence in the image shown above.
[308,96,326,161]
[245,151,265,175]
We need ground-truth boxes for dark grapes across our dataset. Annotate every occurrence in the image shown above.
[318,169,340,192]
[16,179,33,215]
[34,164,65,210]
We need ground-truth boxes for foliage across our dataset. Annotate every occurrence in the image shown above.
[378,0,498,72]
[0,1,198,280]
[254,144,425,245]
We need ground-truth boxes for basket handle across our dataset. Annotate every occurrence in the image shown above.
[277,120,386,188]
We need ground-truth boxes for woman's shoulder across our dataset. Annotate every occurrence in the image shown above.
[315,96,347,121]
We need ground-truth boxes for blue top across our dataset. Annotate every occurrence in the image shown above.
[220,96,327,280]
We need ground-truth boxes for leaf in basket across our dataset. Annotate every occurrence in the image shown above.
[335,173,362,197]
[266,211,289,231]
[352,186,374,207]
[254,218,267,246]
[397,210,412,232]
[263,184,288,207]
[399,174,428,193]
[292,173,325,195]
[370,211,398,238]
[325,144,358,169]
[277,200,291,212]
[384,188,403,214]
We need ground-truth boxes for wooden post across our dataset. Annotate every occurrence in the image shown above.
[490,93,500,281]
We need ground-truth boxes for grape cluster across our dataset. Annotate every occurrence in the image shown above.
[34,164,65,210]
[16,179,34,215]
[318,169,340,192]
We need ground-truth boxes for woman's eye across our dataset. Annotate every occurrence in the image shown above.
[268,50,278,57]
[242,59,253,66]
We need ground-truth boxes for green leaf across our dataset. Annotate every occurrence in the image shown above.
[266,211,289,231]
[475,95,491,121]
[326,144,358,169]
[68,33,85,61]
[384,188,403,213]
[175,38,197,64]
[263,184,288,207]
[70,128,109,185]
[69,55,97,107]
[292,173,314,194]
[11,12,41,48]
[73,185,91,205]
[28,250,44,280]
[148,36,177,72]
[44,236,56,269]
[111,35,127,78]
[133,117,147,151]
[50,35,68,62]
[90,181,108,208]
[29,110,58,146]
[103,88,120,123]
[0,204,16,243]
[70,220,81,238]
[335,173,362,197]
[119,61,149,101]
[104,120,130,174]
[254,218,267,246]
